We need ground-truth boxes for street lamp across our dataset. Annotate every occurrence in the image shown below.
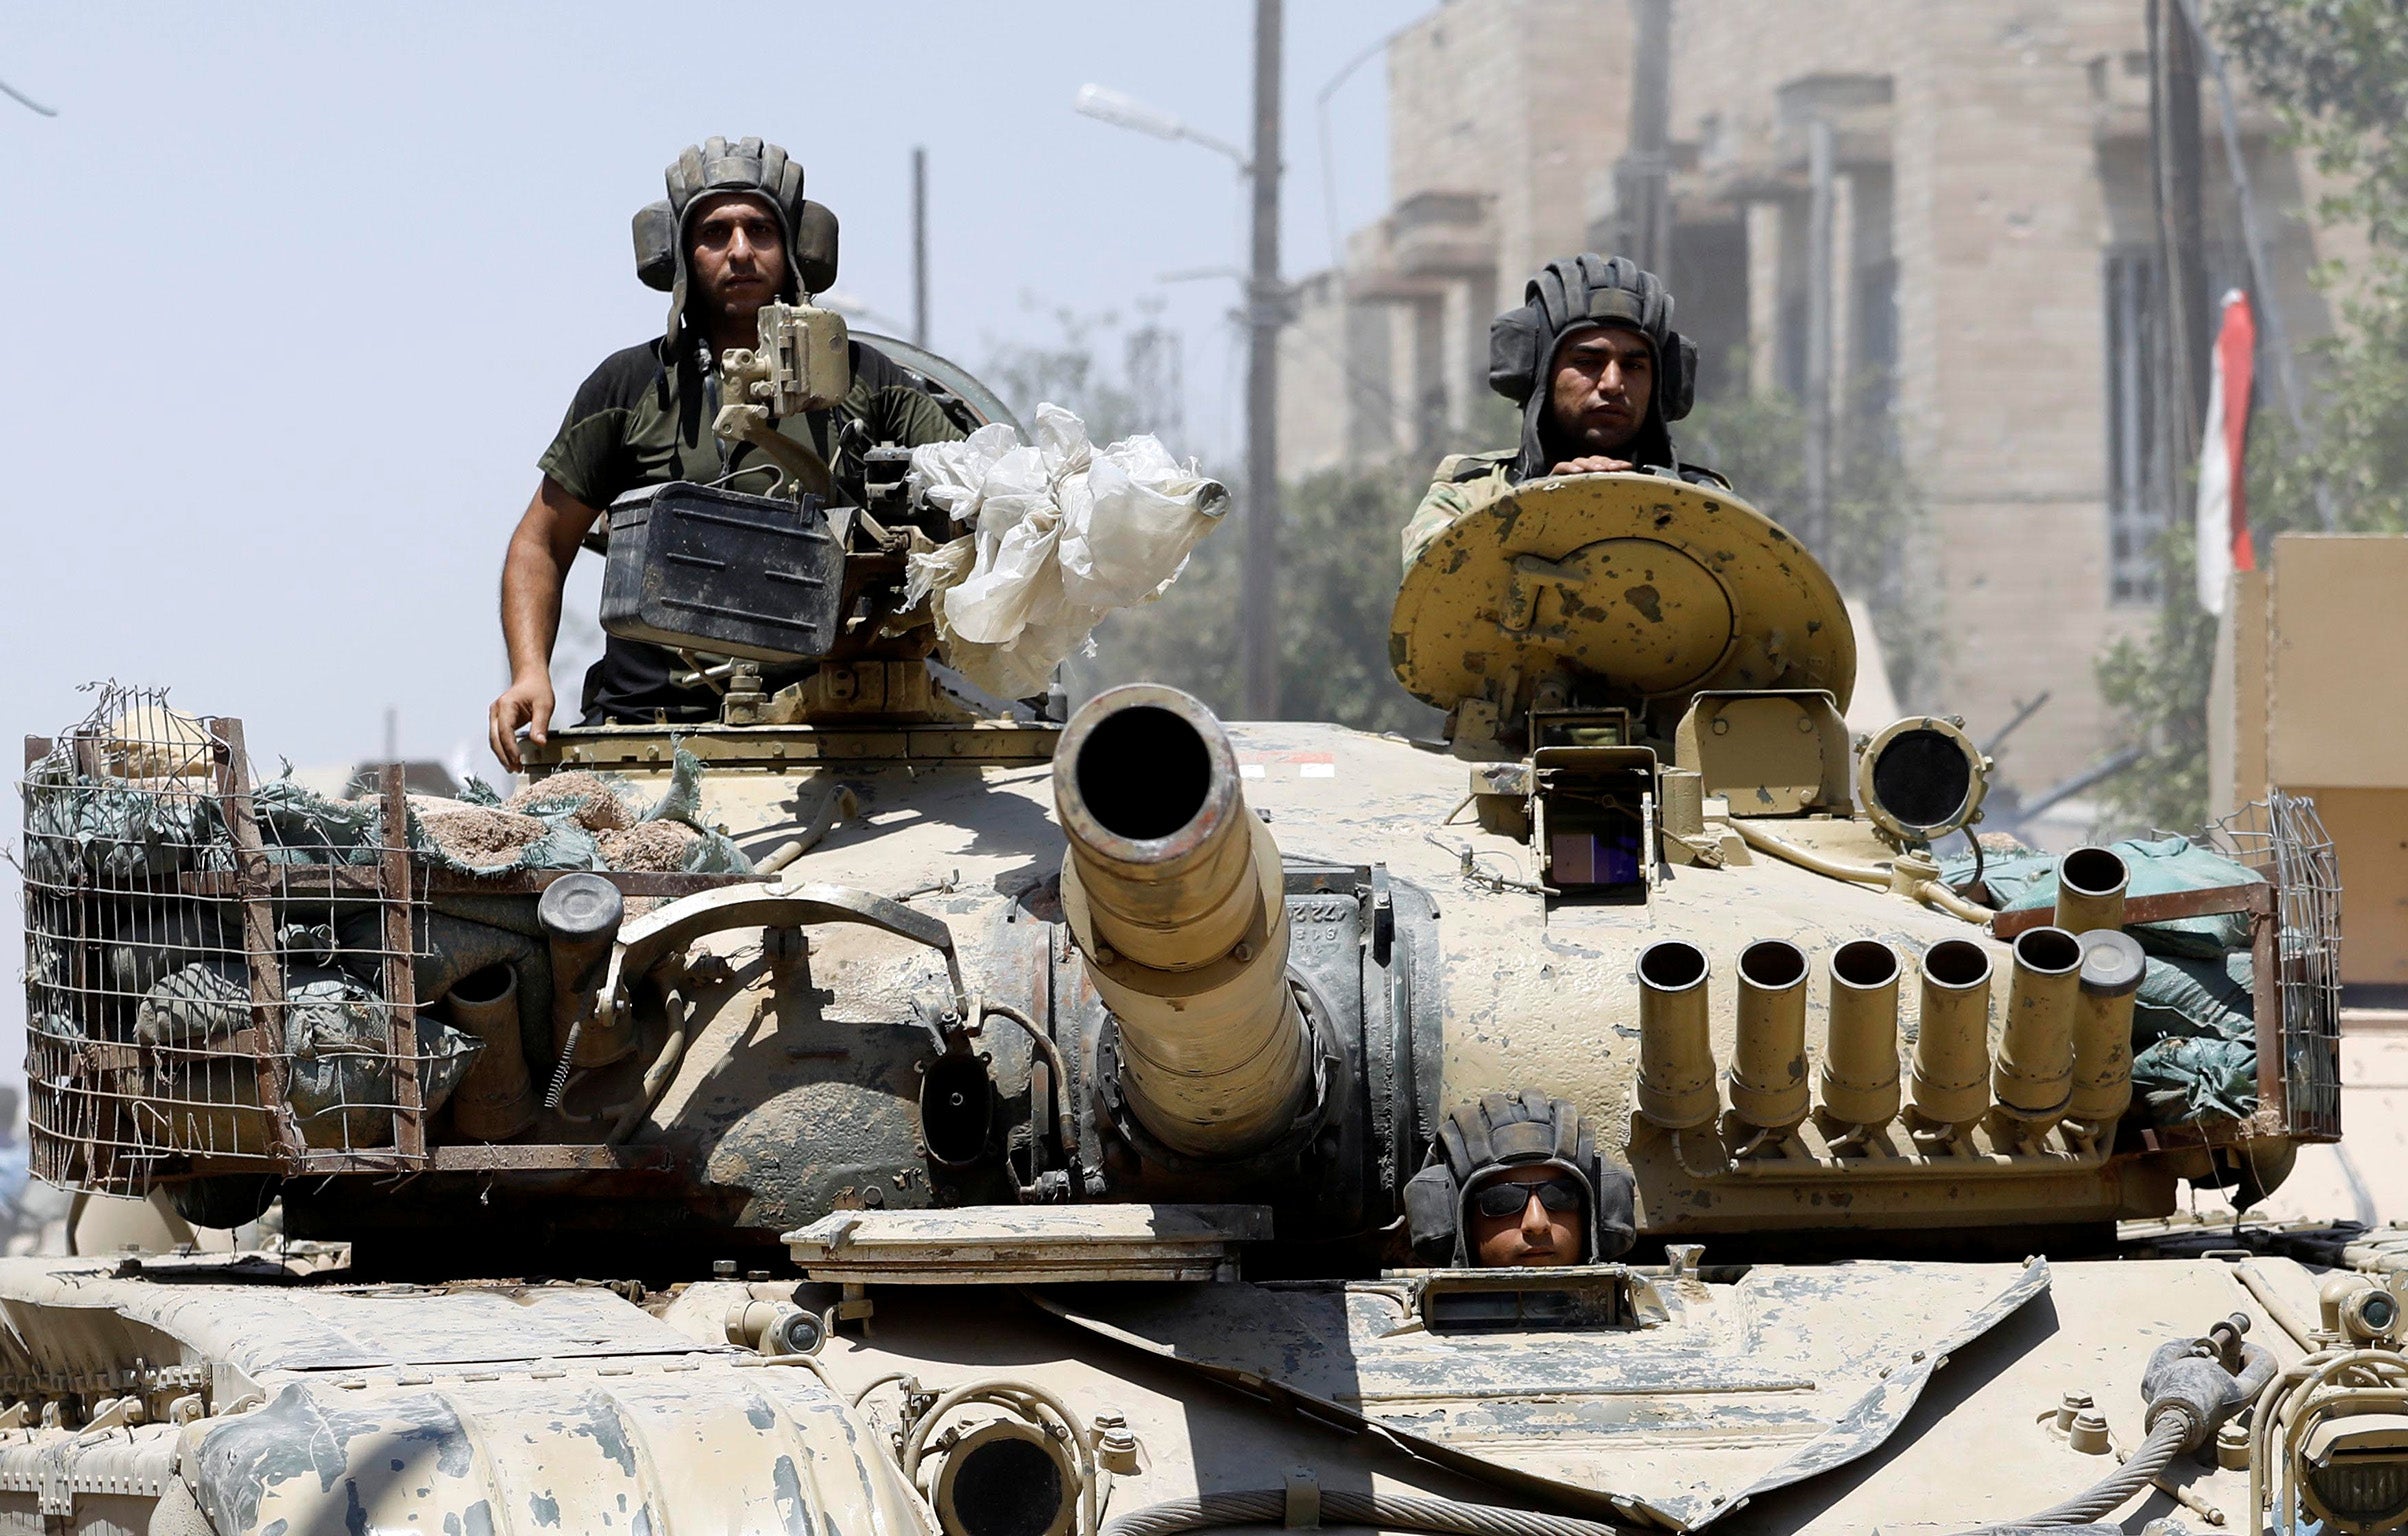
[1074,3,1286,721]
[1074,84,1248,170]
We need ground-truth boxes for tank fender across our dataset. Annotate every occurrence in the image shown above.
[185,1365,935,1536]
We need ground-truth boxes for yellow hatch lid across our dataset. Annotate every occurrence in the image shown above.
[1389,471,1856,719]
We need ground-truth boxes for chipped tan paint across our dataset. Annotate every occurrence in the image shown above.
[0,1258,936,1536]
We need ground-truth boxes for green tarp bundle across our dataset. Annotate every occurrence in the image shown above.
[1946,834,2257,957]
[1940,835,2266,1126]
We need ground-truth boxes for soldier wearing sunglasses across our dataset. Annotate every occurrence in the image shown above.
[1403,1090,1638,1268]
[1465,1167,1592,1267]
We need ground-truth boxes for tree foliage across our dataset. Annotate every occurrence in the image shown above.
[1679,381,1941,709]
[979,305,1156,452]
[2220,0,2408,246]
[1075,455,1448,733]
[2096,0,2408,831]
[2220,0,2408,533]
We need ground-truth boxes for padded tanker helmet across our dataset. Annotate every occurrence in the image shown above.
[632,136,840,345]
[1404,1090,1638,1266]
[1489,254,1696,480]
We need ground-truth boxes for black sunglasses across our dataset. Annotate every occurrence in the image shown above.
[1470,1176,1584,1219]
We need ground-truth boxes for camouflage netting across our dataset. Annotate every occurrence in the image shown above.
[1942,835,2265,1125]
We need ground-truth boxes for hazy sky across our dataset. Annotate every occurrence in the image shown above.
[0,3,1428,1069]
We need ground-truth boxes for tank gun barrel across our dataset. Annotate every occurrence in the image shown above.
[1054,685,1315,1160]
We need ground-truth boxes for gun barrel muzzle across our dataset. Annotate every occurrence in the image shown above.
[541,872,629,1069]
[1056,685,1313,1160]
[443,963,536,1142]
[2069,929,2147,1126]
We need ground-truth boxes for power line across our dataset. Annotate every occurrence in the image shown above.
[0,75,58,117]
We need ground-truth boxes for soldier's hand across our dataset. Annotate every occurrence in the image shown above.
[1548,455,1636,476]
[488,674,554,775]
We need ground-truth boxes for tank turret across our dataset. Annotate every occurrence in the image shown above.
[20,457,2330,1274]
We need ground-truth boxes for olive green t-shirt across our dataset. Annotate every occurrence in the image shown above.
[540,335,967,722]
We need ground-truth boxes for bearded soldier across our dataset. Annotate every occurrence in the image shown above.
[488,137,966,769]
[1403,254,1726,569]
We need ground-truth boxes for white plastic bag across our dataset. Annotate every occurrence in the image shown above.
[906,404,1226,699]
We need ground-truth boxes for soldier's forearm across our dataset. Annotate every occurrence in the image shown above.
[499,538,564,684]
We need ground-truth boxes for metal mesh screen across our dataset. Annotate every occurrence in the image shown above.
[2213,792,2343,1139]
[20,687,434,1193]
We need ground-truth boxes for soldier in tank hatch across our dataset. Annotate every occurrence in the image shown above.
[1403,254,1727,569]
[1406,1090,1638,1267]
[487,137,966,770]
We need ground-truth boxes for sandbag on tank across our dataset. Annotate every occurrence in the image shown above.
[20,759,228,885]
[624,750,752,873]
[326,907,547,1014]
[285,973,482,1147]
[142,969,481,1153]
[252,757,750,879]
[2125,950,2259,1125]
[2131,1036,2259,1123]
[135,960,251,1046]
[250,779,384,866]
[2134,950,2255,1043]
[97,900,232,1000]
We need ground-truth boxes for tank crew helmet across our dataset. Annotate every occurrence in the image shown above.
[1487,253,1696,482]
[631,136,841,347]
[1404,1090,1638,1265]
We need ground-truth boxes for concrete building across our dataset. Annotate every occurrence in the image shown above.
[1284,0,2343,802]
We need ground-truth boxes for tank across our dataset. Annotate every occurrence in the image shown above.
[4,325,2384,1536]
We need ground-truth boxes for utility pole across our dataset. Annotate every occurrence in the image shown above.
[1241,0,1284,720]
[911,146,930,349]
[1072,18,1286,716]
[1801,116,1836,557]
[1619,0,1673,277]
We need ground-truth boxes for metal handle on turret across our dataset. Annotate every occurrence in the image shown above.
[1054,685,1315,1161]
[541,873,627,1109]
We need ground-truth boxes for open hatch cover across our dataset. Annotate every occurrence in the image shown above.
[1032,1257,2047,1532]
[1389,473,1857,723]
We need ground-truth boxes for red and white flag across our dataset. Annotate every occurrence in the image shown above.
[2195,289,2258,615]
